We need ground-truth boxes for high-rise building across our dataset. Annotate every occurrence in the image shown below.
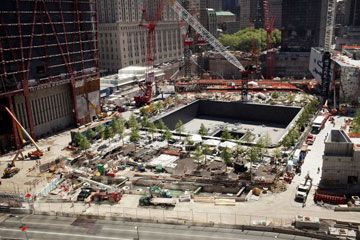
[200,8,218,37]
[281,0,327,51]
[0,0,99,152]
[223,0,240,20]
[240,0,282,30]
[200,0,223,11]
[97,0,183,73]
[346,0,360,26]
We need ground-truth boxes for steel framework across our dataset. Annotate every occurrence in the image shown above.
[0,0,99,150]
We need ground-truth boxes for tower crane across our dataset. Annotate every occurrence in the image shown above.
[321,0,336,103]
[134,0,165,107]
[134,0,247,107]
[170,0,245,72]
[263,0,275,79]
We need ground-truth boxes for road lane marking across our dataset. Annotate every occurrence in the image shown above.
[102,227,256,240]
[0,228,130,240]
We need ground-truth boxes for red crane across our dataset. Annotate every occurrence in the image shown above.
[263,0,275,79]
[134,0,165,107]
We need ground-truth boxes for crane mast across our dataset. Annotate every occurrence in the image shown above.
[170,0,245,71]
[321,0,336,102]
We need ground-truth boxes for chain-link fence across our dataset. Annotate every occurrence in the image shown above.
[32,201,293,228]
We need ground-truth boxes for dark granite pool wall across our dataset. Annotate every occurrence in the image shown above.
[156,100,302,130]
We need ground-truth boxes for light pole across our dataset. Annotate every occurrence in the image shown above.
[134,226,140,240]
[12,215,28,240]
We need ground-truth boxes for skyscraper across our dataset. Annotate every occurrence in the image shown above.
[240,0,282,30]
[0,0,99,152]
[97,0,183,73]
[281,0,327,51]
[346,0,360,26]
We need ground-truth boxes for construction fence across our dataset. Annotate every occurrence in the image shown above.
[32,202,293,228]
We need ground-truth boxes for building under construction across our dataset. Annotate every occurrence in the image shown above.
[0,0,100,152]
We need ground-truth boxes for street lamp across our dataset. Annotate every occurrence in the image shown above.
[134,226,140,240]
[11,215,29,240]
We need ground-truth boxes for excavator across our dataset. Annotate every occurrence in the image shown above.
[1,106,43,178]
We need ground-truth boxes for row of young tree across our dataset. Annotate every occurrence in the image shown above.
[281,98,320,148]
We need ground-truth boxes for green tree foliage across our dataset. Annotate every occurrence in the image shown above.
[198,123,208,136]
[248,146,261,163]
[96,125,105,139]
[86,129,97,141]
[128,114,139,129]
[194,145,204,163]
[221,148,232,166]
[352,109,360,133]
[148,122,157,139]
[130,127,140,144]
[104,126,114,140]
[156,120,166,130]
[175,120,184,139]
[202,145,211,164]
[163,128,173,146]
[141,115,150,128]
[221,128,232,141]
[78,136,90,150]
[219,28,281,52]
[74,132,90,150]
[112,117,125,137]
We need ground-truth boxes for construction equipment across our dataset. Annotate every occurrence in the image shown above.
[2,167,20,179]
[139,196,176,207]
[134,1,165,107]
[321,0,336,103]
[170,0,245,72]
[82,95,106,119]
[263,0,276,79]
[89,190,122,203]
[2,106,43,164]
[295,174,312,203]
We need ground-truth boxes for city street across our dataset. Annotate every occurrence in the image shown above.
[0,214,316,240]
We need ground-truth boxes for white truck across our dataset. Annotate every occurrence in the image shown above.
[295,176,312,203]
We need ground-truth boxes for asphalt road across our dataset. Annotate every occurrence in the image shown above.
[0,214,317,240]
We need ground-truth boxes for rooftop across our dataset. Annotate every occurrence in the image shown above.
[216,11,235,17]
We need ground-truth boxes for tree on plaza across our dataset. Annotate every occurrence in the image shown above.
[78,135,90,150]
[112,117,126,144]
[175,120,185,140]
[220,147,232,166]
[156,120,166,130]
[148,122,157,140]
[104,126,114,140]
[128,114,139,129]
[202,145,211,165]
[221,127,232,141]
[248,146,261,182]
[163,128,173,147]
[86,129,97,141]
[130,127,140,146]
[194,145,204,164]
[198,123,208,136]
[96,125,105,139]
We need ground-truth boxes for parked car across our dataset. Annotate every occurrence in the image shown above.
[306,134,316,145]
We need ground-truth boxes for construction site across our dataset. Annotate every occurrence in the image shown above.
[0,0,360,239]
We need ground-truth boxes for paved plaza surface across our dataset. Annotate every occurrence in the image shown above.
[0,214,316,240]
[183,116,286,144]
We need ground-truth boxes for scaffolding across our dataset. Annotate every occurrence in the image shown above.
[0,0,99,151]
